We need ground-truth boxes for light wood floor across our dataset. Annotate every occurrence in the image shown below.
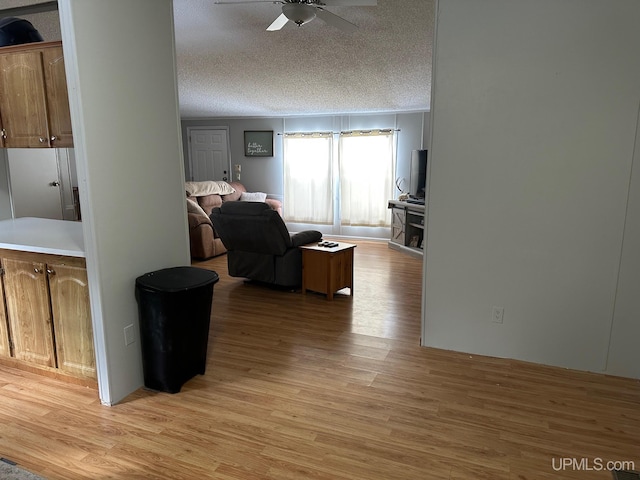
[1,240,639,479]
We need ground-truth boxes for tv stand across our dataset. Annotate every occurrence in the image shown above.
[387,200,425,258]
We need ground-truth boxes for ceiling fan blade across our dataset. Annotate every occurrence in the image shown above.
[320,0,377,6]
[267,13,289,31]
[315,8,358,33]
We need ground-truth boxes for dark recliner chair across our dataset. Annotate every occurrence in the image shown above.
[210,202,322,288]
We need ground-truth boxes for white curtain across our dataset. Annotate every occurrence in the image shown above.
[283,133,333,224]
[339,130,395,227]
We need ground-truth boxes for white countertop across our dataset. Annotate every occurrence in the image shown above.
[0,217,85,257]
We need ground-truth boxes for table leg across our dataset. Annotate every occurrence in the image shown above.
[349,249,354,296]
[327,255,334,300]
[301,254,307,294]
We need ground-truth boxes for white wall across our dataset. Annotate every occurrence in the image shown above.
[183,112,429,238]
[56,148,78,221]
[5,149,76,221]
[59,0,190,404]
[0,151,11,220]
[181,112,429,203]
[607,108,640,378]
[424,0,640,377]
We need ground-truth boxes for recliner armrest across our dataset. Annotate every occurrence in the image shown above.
[291,230,322,247]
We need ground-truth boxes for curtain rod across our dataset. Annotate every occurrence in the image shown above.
[277,129,400,136]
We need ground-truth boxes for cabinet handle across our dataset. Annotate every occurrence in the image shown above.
[1,129,6,139]
[50,135,57,142]
[46,268,55,275]
[34,267,42,274]
[39,137,46,143]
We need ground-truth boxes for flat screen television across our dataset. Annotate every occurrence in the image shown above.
[409,149,427,202]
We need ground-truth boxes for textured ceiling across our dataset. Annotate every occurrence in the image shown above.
[0,0,434,118]
[173,0,434,118]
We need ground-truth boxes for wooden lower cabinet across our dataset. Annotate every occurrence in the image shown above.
[48,263,95,378]
[3,257,56,367]
[0,274,10,357]
[0,250,96,380]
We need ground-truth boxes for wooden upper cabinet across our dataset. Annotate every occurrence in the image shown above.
[0,41,73,148]
[42,45,73,148]
[0,50,50,147]
[2,257,56,367]
[48,263,95,379]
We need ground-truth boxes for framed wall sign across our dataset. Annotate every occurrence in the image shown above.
[244,130,273,157]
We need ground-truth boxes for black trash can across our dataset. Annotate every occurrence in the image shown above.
[135,266,219,393]
[0,17,44,46]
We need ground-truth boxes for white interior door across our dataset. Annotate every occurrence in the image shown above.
[188,128,231,181]
[8,149,64,220]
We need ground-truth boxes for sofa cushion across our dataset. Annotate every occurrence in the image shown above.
[186,197,209,219]
[222,181,246,202]
[187,210,212,228]
[196,194,223,215]
[185,180,235,197]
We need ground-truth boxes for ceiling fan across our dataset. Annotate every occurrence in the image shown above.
[213,0,377,33]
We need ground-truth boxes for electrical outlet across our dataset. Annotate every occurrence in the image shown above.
[492,306,504,324]
[124,324,135,346]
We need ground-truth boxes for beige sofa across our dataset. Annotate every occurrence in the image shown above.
[186,181,282,260]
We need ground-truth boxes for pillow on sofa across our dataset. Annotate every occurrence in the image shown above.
[185,181,235,197]
[240,192,267,202]
[186,197,209,218]
[222,181,246,202]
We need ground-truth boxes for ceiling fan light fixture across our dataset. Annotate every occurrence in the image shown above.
[282,4,316,27]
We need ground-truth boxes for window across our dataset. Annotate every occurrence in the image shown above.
[339,130,395,227]
[283,130,396,231]
[283,133,333,224]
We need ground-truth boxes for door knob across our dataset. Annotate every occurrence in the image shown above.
[50,181,60,187]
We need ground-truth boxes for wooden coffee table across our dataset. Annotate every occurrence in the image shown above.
[300,242,356,300]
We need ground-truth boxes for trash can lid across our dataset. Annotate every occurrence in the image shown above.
[135,266,219,292]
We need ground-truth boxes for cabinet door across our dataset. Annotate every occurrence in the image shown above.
[42,46,73,148]
[0,272,11,358]
[3,258,56,367]
[0,51,50,147]
[48,264,96,379]
[390,207,405,245]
